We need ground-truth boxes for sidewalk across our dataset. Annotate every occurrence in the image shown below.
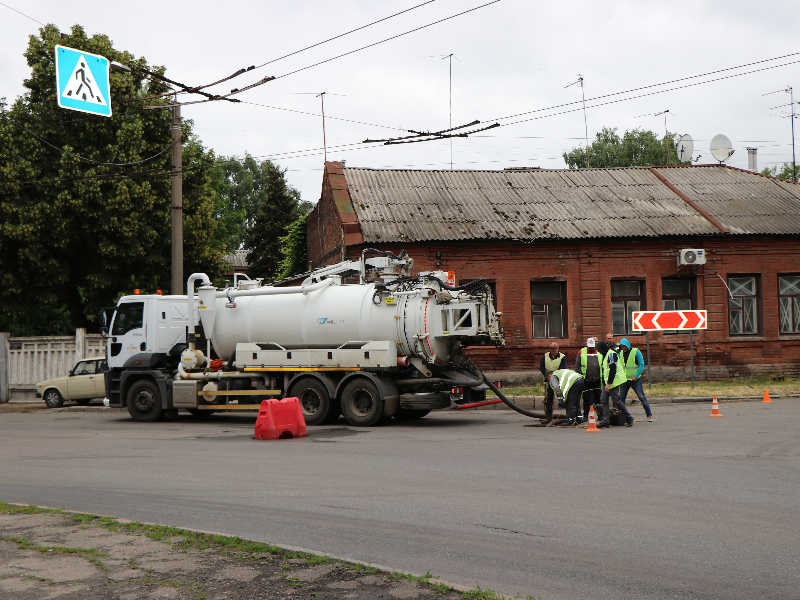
[0,502,486,600]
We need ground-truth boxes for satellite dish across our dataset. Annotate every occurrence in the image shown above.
[676,134,694,162]
[710,134,735,163]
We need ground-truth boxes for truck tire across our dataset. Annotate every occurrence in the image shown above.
[340,378,389,427]
[43,389,64,409]
[289,378,339,425]
[127,380,164,422]
[394,408,431,421]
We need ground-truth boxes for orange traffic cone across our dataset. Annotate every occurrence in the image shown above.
[762,389,772,403]
[709,394,723,417]
[585,405,601,432]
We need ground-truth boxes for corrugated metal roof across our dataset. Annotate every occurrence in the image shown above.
[344,165,800,243]
[223,249,250,269]
[343,165,800,243]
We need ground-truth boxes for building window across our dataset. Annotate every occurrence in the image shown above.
[728,276,760,335]
[531,282,566,338]
[662,278,694,311]
[662,278,696,334]
[779,275,800,333]
[611,280,646,335]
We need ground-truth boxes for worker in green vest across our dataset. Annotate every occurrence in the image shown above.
[545,369,585,426]
[596,340,633,428]
[539,342,566,423]
[575,337,603,422]
[618,338,654,422]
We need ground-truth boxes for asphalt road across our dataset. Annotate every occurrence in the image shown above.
[1,400,797,600]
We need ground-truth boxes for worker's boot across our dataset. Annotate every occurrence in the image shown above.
[597,420,610,429]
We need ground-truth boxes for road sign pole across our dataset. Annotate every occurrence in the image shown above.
[690,330,695,389]
[171,104,183,295]
[646,331,652,390]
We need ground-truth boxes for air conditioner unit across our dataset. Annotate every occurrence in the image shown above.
[678,248,707,266]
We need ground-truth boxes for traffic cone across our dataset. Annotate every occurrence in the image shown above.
[762,389,772,403]
[585,405,601,432]
[709,394,723,417]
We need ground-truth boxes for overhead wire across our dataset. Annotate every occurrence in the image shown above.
[156,1,501,110]
[1,114,172,166]
[488,51,800,123]
[0,1,44,26]
[251,0,439,71]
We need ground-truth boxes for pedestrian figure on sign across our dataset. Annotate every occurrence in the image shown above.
[69,61,96,102]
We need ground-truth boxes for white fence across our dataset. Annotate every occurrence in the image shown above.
[0,329,107,401]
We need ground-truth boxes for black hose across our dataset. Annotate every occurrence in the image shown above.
[480,372,564,420]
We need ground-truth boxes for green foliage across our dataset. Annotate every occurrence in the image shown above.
[762,162,800,182]
[0,24,224,336]
[275,214,307,280]
[563,127,683,169]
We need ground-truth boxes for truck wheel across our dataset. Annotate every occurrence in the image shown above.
[340,378,387,427]
[127,380,164,422]
[43,389,64,409]
[74,399,92,406]
[289,378,339,425]
[394,408,431,421]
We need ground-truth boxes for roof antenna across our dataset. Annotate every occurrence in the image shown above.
[764,85,797,182]
[426,53,461,170]
[290,92,347,163]
[565,75,589,168]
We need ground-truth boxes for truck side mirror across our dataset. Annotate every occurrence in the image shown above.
[99,309,109,337]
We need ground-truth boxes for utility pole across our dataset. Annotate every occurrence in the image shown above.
[317,92,327,162]
[171,103,183,295]
[790,85,797,182]
[444,53,453,170]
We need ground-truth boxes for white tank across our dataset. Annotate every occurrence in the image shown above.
[197,281,499,364]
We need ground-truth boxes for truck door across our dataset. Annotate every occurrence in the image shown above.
[107,301,146,369]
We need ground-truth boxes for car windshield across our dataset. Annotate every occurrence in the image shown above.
[111,302,144,336]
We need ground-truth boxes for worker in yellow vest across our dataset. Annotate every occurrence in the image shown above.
[545,369,585,426]
[575,337,603,422]
[596,340,633,428]
[618,338,654,422]
[539,342,566,423]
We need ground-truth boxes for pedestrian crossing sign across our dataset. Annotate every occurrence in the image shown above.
[55,45,112,117]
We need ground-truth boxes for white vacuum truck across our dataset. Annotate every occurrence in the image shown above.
[102,250,504,425]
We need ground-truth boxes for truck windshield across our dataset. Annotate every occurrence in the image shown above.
[111,302,144,336]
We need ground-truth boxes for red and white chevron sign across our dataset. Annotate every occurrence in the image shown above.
[632,310,707,331]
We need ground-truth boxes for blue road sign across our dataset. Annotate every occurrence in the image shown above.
[55,45,112,117]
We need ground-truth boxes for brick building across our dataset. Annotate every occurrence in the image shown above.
[307,162,800,379]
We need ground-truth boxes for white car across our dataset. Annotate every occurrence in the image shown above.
[36,358,108,408]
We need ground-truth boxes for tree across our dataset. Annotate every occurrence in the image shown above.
[0,24,224,336]
[762,162,799,183]
[275,214,308,281]
[209,154,310,281]
[563,127,683,169]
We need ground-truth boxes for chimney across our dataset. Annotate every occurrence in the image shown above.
[746,148,758,172]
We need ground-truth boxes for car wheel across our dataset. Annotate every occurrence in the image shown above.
[340,378,387,427]
[43,389,64,409]
[289,378,339,425]
[126,380,164,422]
[74,399,93,406]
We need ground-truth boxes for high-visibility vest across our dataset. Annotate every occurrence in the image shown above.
[551,369,582,399]
[578,347,601,377]
[544,352,564,372]
[621,347,639,380]
[602,349,627,389]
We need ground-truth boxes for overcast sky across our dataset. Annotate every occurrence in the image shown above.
[2,0,799,203]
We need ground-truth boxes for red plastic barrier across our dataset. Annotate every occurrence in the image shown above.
[254,397,307,440]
